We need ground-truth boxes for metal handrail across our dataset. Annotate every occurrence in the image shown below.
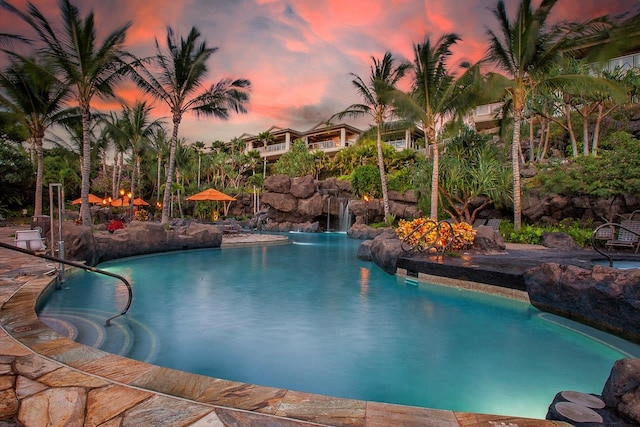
[591,222,640,267]
[0,241,132,326]
[401,219,454,254]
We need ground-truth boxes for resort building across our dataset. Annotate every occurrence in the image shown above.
[240,121,424,164]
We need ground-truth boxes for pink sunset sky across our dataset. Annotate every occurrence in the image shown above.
[1,0,639,145]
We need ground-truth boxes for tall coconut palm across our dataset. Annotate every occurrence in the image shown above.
[392,35,481,220]
[148,128,169,202]
[255,130,274,178]
[332,52,410,222]
[192,140,206,188]
[130,26,250,224]
[1,0,132,225]
[0,56,72,216]
[484,0,613,230]
[114,101,163,208]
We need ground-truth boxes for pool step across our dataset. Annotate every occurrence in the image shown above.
[39,308,159,363]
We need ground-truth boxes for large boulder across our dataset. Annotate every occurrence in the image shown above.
[369,231,403,275]
[261,192,297,212]
[290,175,316,199]
[472,225,506,252]
[356,240,373,261]
[62,224,99,265]
[264,175,291,193]
[297,193,324,218]
[346,224,389,240]
[602,358,640,424]
[541,231,580,250]
[524,263,640,343]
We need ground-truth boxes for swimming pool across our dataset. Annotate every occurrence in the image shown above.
[38,232,640,418]
[594,259,640,269]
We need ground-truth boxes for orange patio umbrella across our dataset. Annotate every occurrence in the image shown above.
[186,188,237,202]
[133,197,150,206]
[111,198,130,207]
[186,188,236,216]
[71,193,103,205]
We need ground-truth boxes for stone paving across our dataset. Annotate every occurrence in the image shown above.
[0,224,571,426]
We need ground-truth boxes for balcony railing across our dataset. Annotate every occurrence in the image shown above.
[308,139,340,150]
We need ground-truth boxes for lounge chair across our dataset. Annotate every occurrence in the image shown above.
[486,219,502,231]
[472,219,486,228]
[14,229,47,252]
[605,220,640,253]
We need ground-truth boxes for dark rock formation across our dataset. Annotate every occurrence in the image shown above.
[541,231,580,250]
[264,174,291,193]
[290,175,316,199]
[62,221,222,266]
[369,230,403,275]
[472,225,506,252]
[524,263,640,343]
[522,188,640,223]
[346,224,389,240]
[260,176,424,231]
[356,240,373,261]
[602,358,640,425]
[62,224,100,265]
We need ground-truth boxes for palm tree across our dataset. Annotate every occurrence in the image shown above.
[130,26,250,224]
[484,0,613,229]
[392,35,480,220]
[148,128,169,202]
[114,101,163,209]
[255,130,274,178]
[0,56,72,216]
[1,0,132,225]
[192,140,206,188]
[332,52,410,222]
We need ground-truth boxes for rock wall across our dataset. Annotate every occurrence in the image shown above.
[522,188,640,224]
[62,221,222,266]
[259,175,423,231]
[524,262,640,344]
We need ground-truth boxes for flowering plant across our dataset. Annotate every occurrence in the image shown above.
[134,209,149,221]
[395,217,475,251]
[107,219,125,233]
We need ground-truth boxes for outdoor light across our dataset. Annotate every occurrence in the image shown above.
[363,194,371,225]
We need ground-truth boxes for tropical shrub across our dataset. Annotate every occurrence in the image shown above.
[395,217,475,251]
[351,164,381,198]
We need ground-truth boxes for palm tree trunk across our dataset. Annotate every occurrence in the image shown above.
[582,105,590,157]
[565,105,579,157]
[80,106,93,226]
[156,151,162,202]
[161,116,180,224]
[430,142,439,220]
[34,135,44,216]
[512,112,523,231]
[376,126,390,221]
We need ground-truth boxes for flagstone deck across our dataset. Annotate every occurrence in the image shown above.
[0,224,569,426]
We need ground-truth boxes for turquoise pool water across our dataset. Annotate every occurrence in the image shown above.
[39,232,640,418]
[594,259,640,269]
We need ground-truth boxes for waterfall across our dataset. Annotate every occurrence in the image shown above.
[339,199,352,232]
[326,197,331,230]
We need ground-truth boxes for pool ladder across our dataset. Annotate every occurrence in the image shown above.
[0,241,132,325]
